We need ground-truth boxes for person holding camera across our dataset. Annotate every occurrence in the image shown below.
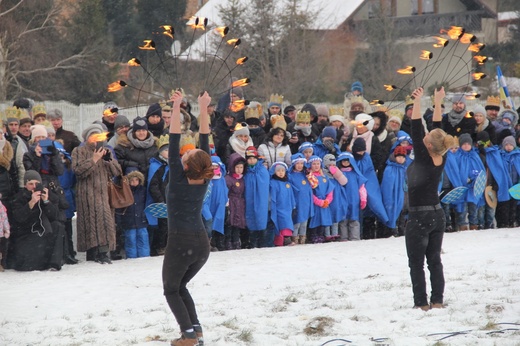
[6,170,63,271]
[22,124,64,188]
[72,123,122,264]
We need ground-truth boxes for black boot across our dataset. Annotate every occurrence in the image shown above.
[95,252,112,264]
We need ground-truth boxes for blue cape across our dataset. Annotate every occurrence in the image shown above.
[455,148,485,205]
[309,173,334,228]
[381,159,407,228]
[145,156,169,226]
[244,159,270,231]
[355,153,389,223]
[288,170,314,223]
[269,179,295,233]
[485,146,512,202]
[337,153,367,221]
[209,156,228,234]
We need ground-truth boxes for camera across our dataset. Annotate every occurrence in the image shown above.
[39,139,54,155]
[96,141,105,150]
[35,182,45,193]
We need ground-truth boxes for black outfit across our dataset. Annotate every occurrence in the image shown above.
[405,119,446,307]
[163,133,210,332]
[55,127,81,154]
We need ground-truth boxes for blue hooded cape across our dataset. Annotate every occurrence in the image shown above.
[308,157,335,228]
[244,159,270,231]
[381,158,407,228]
[501,148,520,193]
[455,148,485,206]
[209,156,228,234]
[202,180,213,221]
[355,152,389,223]
[313,138,340,159]
[442,150,466,212]
[485,146,512,202]
[337,152,367,221]
[269,164,295,233]
[288,163,314,224]
[145,156,169,226]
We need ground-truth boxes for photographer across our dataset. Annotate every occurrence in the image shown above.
[6,170,62,271]
[22,124,64,188]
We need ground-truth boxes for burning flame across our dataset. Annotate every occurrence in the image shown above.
[441,26,464,39]
[230,99,246,112]
[128,58,141,67]
[464,111,473,118]
[236,57,248,65]
[215,26,229,37]
[433,36,449,48]
[384,84,397,91]
[460,33,476,44]
[231,78,250,88]
[465,93,481,100]
[187,16,208,30]
[139,40,155,50]
[473,56,488,65]
[468,43,485,53]
[397,66,416,74]
[108,81,127,92]
[160,25,174,39]
[420,50,433,60]
[88,132,109,144]
[370,100,384,105]
[472,72,486,80]
[227,38,241,47]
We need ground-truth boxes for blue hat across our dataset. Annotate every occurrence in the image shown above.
[307,155,322,168]
[291,153,306,165]
[321,126,337,140]
[298,142,314,154]
[269,161,288,175]
[351,81,363,93]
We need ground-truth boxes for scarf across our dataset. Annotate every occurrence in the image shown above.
[229,135,253,158]
[377,129,388,143]
[476,118,490,134]
[127,129,156,149]
[349,129,375,154]
[295,125,312,137]
[447,109,466,127]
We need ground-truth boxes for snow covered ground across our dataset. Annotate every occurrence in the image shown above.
[1,228,519,346]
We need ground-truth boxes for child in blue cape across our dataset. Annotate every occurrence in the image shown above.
[351,137,389,239]
[497,136,520,227]
[381,145,408,236]
[288,153,313,244]
[243,146,270,248]
[336,152,367,240]
[298,142,314,161]
[322,154,348,241]
[306,155,334,243]
[454,134,485,230]
[209,156,228,250]
[269,162,296,246]
[225,153,247,250]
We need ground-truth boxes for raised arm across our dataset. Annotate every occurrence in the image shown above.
[411,87,423,120]
[432,86,445,123]
[169,90,183,134]
[198,91,211,135]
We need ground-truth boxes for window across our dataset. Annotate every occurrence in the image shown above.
[368,0,394,18]
[411,0,435,15]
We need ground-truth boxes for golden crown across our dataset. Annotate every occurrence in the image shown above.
[179,133,196,149]
[388,109,404,120]
[486,95,501,108]
[328,106,344,116]
[269,93,284,105]
[159,100,171,110]
[350,95,364,104]
[234,122,248,132]
[405,95,414,106]
[270,114,287,130]
[4,106,21,120]
[156,134,169,149]
[296,111,311,123]
[32,103,46,116]
[245,102,263,119]
[169,88,186,99]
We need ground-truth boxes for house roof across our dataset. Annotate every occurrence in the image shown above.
[180,0,364,60]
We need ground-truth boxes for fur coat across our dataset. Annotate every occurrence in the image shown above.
[72,143,122,252]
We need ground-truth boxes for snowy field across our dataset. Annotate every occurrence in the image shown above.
[1,228,519,346]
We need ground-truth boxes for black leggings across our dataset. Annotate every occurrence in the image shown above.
[405,208,445,307]
[162,230,210,331]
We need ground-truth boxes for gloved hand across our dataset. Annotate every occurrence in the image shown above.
[359,184,367,209]
[102,150,112,161]
[48,144,58,156]
[322,199,330,208]
[323,139,336,154]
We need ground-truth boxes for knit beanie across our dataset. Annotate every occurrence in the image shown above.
[146,103,162,118]
[245,146,258,158]
[31,124,48,138]
[316,104,329,117]
[472,105,486,117]
[321,126,337,139]
[458,133,473,147]
[451,94,466,105]
[323,154,336,167]
[351,81,363,93]
[476,131,490,143]
[132,116,148,131]
[502,111,515,123]
[233,122,250,136]
[24,170,42,184]
[388,115,402,126]
[114,115,131,130]
[283,105,296,114]
[301,103,318,119]
[352,137,366,153]
[502,135,516,148]
[81,123,104,142]
[355,113,374,131]
[329,115,345,126]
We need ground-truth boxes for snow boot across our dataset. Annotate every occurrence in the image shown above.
[193,325,204,346]
[171,331,198,346]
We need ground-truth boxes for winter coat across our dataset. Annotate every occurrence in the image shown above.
[225,153,247,229]
[7,188,61,271]
[213,117,235,160]
[8,135,26,188]
[72,143,122,252]
[441,111,476,137]
[117,183,148,231]
[258,141,292,168]
[57,163,77,219]
[23,141,64,187]
[114,130,157,179]
[55,127,81,154]
[0,141,15,200]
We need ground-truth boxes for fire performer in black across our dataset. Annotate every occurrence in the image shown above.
[163,90,214,346]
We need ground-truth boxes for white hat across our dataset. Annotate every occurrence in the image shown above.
[354,113,374,131]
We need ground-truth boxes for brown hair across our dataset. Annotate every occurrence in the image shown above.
[428,128,456,156]
[184,150,214,180]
